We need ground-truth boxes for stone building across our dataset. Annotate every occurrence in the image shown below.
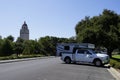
[0,35,2,39]
[20,21,29,40]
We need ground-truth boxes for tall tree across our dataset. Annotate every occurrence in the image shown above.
[1,39,13,56]
[75,9,120,57]
[22,40,32,55]
[39,36,54,56]
[32,40,41,54]
[13,37,24,56]
[6,35,14,42]
[0,39,3,56]
[38,36,70,56]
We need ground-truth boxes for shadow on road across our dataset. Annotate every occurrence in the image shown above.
[61,62,110,68]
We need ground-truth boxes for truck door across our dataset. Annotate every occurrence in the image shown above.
[75,49,85,62]
[83,50,94,62]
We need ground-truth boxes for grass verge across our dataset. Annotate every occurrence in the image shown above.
[112,54,120,59]
[110,59,120,69]
[0,54,45,60]
[110,54,120,69]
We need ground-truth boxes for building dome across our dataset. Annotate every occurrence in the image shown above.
[22,21,28,29]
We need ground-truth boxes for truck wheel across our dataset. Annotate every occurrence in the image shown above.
[94,60,102,67]
[65,57,71,64]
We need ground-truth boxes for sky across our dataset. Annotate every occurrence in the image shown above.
[0,0,120,40]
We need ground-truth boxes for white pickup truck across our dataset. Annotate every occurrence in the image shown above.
[61,49,109,66]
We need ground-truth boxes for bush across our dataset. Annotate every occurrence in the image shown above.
[114,63,120,69]
[0,54,44,60]
[110,59,116,67]
[110,59,120,69]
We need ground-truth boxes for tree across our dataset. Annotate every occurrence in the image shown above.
[16,37,24,43]
[13,37,24,56]
[38,36,70,56]
[21,40,40,55]
[0,39,3,56]
[38,36,54,56]
[75,9,120,57]
[13,42,24,56]
[6,35,14,42]
[32,40,41,54]
[1,39,13,56]
[22,40,32,55]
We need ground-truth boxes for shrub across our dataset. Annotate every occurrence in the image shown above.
[110,59,120,69]
[114,63,120,69]
[110,59,116,67]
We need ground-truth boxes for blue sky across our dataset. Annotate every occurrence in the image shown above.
[0,0,120,40]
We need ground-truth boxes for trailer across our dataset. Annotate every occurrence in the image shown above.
[56,43,95,56]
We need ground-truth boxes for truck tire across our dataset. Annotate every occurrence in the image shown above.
[94,59,102,67]
[65,57,71,64]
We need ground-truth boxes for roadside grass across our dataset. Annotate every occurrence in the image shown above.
[110,54,120,69]
[112,54,120,59]
[0,54,45,60]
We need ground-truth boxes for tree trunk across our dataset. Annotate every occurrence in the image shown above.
[107,48,113,58]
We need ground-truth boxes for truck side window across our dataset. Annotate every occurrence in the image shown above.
[86,51,92,55]
[78,50,85,54]
[64,46,70,50]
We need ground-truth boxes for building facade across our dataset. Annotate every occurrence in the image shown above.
[20,21,29,40]
[0,35,2,39]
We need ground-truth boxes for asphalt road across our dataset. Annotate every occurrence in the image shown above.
[0,57,115,80]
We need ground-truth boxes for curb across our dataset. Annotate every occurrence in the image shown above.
[107,67,120,80]
[0,56,55,64]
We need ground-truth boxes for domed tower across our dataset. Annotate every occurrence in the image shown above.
[20,21,29,40]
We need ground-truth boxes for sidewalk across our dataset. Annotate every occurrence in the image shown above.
[0,56,55,64]
[108,67,120,80]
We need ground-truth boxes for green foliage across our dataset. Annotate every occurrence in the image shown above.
[0,39,3,55]
[38,36,75,56]
[0,54,44,60]
[16,37,24,43]
[75,9,120,57]
[0,35,74,57]
[13,42,24,55]
[30,40,41,54]
[6,35,14,42]
[112,54,120,59]
[22,40,41,55]
[0,39,13,56]
[22,40,31,55]
[39,36,56,56]
[110,59,120,69]
[13,37,24,56]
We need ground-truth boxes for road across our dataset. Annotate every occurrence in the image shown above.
[0,57,115,80]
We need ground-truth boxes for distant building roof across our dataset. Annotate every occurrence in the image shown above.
[22,21,28,29]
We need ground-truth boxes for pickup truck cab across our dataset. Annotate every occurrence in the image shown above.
[61,49,109,66]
